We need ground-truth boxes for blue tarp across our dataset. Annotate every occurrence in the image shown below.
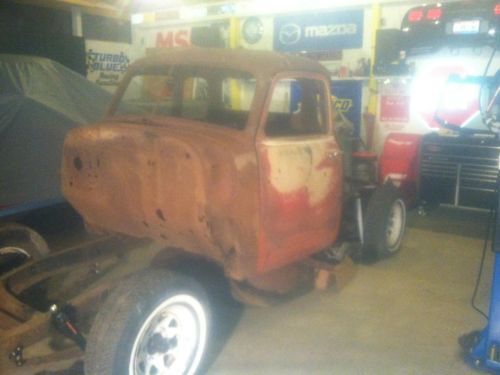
[0,54,112,217]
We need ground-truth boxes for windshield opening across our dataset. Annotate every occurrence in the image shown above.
[114,64,256,130]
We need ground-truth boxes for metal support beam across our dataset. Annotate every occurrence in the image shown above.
[71,6,83,37]
[14,0,128,19]
[367,2,381,151]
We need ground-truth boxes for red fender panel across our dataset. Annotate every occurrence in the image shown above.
[379,133,423,206]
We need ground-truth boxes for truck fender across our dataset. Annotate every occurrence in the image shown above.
[379,132,422,207]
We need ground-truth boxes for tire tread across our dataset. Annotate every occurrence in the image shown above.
[363,183,406,259]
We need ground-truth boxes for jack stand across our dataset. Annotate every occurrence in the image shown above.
[461,186,500,372]
[459,69,499,371]
[461,253,500,372]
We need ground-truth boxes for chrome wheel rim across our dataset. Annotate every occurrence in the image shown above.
[386,199,405,252]
[129,294,207,375]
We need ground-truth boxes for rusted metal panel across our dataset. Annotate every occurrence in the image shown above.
[61,48,342,290]
[62,121,261,280]
[5,236,128,294]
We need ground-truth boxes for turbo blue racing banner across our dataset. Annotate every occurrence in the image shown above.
[274,10,364,52]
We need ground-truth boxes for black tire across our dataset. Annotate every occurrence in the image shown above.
[0,223,49,274]
[85,269,211,375]
[363,183,406,259]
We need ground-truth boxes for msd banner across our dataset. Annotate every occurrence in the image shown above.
[274,10,364,52]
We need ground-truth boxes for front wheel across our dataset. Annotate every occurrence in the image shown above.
[85,270,211,375]
[363,183,406,259]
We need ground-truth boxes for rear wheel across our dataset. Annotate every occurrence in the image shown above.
[363,183,406,259]
[85,270,210,375]
[0,223,49,274]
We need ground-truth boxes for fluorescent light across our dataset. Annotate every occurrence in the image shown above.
[179,6,207,20]
[131,13,144,24]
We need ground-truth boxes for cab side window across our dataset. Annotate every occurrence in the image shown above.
[265,78,328,137]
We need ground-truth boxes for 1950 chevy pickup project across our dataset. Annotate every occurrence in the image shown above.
[61,48,406,375]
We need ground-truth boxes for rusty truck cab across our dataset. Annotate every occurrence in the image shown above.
[63,48,343,293]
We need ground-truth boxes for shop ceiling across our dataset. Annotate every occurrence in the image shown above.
[11,0,226,19]
[12,0,131,18]
[12,0,462,19]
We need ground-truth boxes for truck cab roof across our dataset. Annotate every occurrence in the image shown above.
[126,47,331,79]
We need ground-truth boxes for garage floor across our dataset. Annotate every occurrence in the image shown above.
[208,207,491,374]
[9,206,493,374]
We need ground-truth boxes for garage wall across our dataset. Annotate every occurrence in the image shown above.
[129,0,496,151]
[0,2,131,77]
[129,1,427,85]
[0,2,86,74]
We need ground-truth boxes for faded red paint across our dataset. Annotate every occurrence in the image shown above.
[379,132,422,205]
[257,144,342,273]
[62,48,343,292]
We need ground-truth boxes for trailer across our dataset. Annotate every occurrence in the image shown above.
[0,235,150,373]
[0,233,357,374]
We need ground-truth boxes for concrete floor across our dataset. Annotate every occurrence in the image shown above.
[8,206,494,374]
[208,208,491,374]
